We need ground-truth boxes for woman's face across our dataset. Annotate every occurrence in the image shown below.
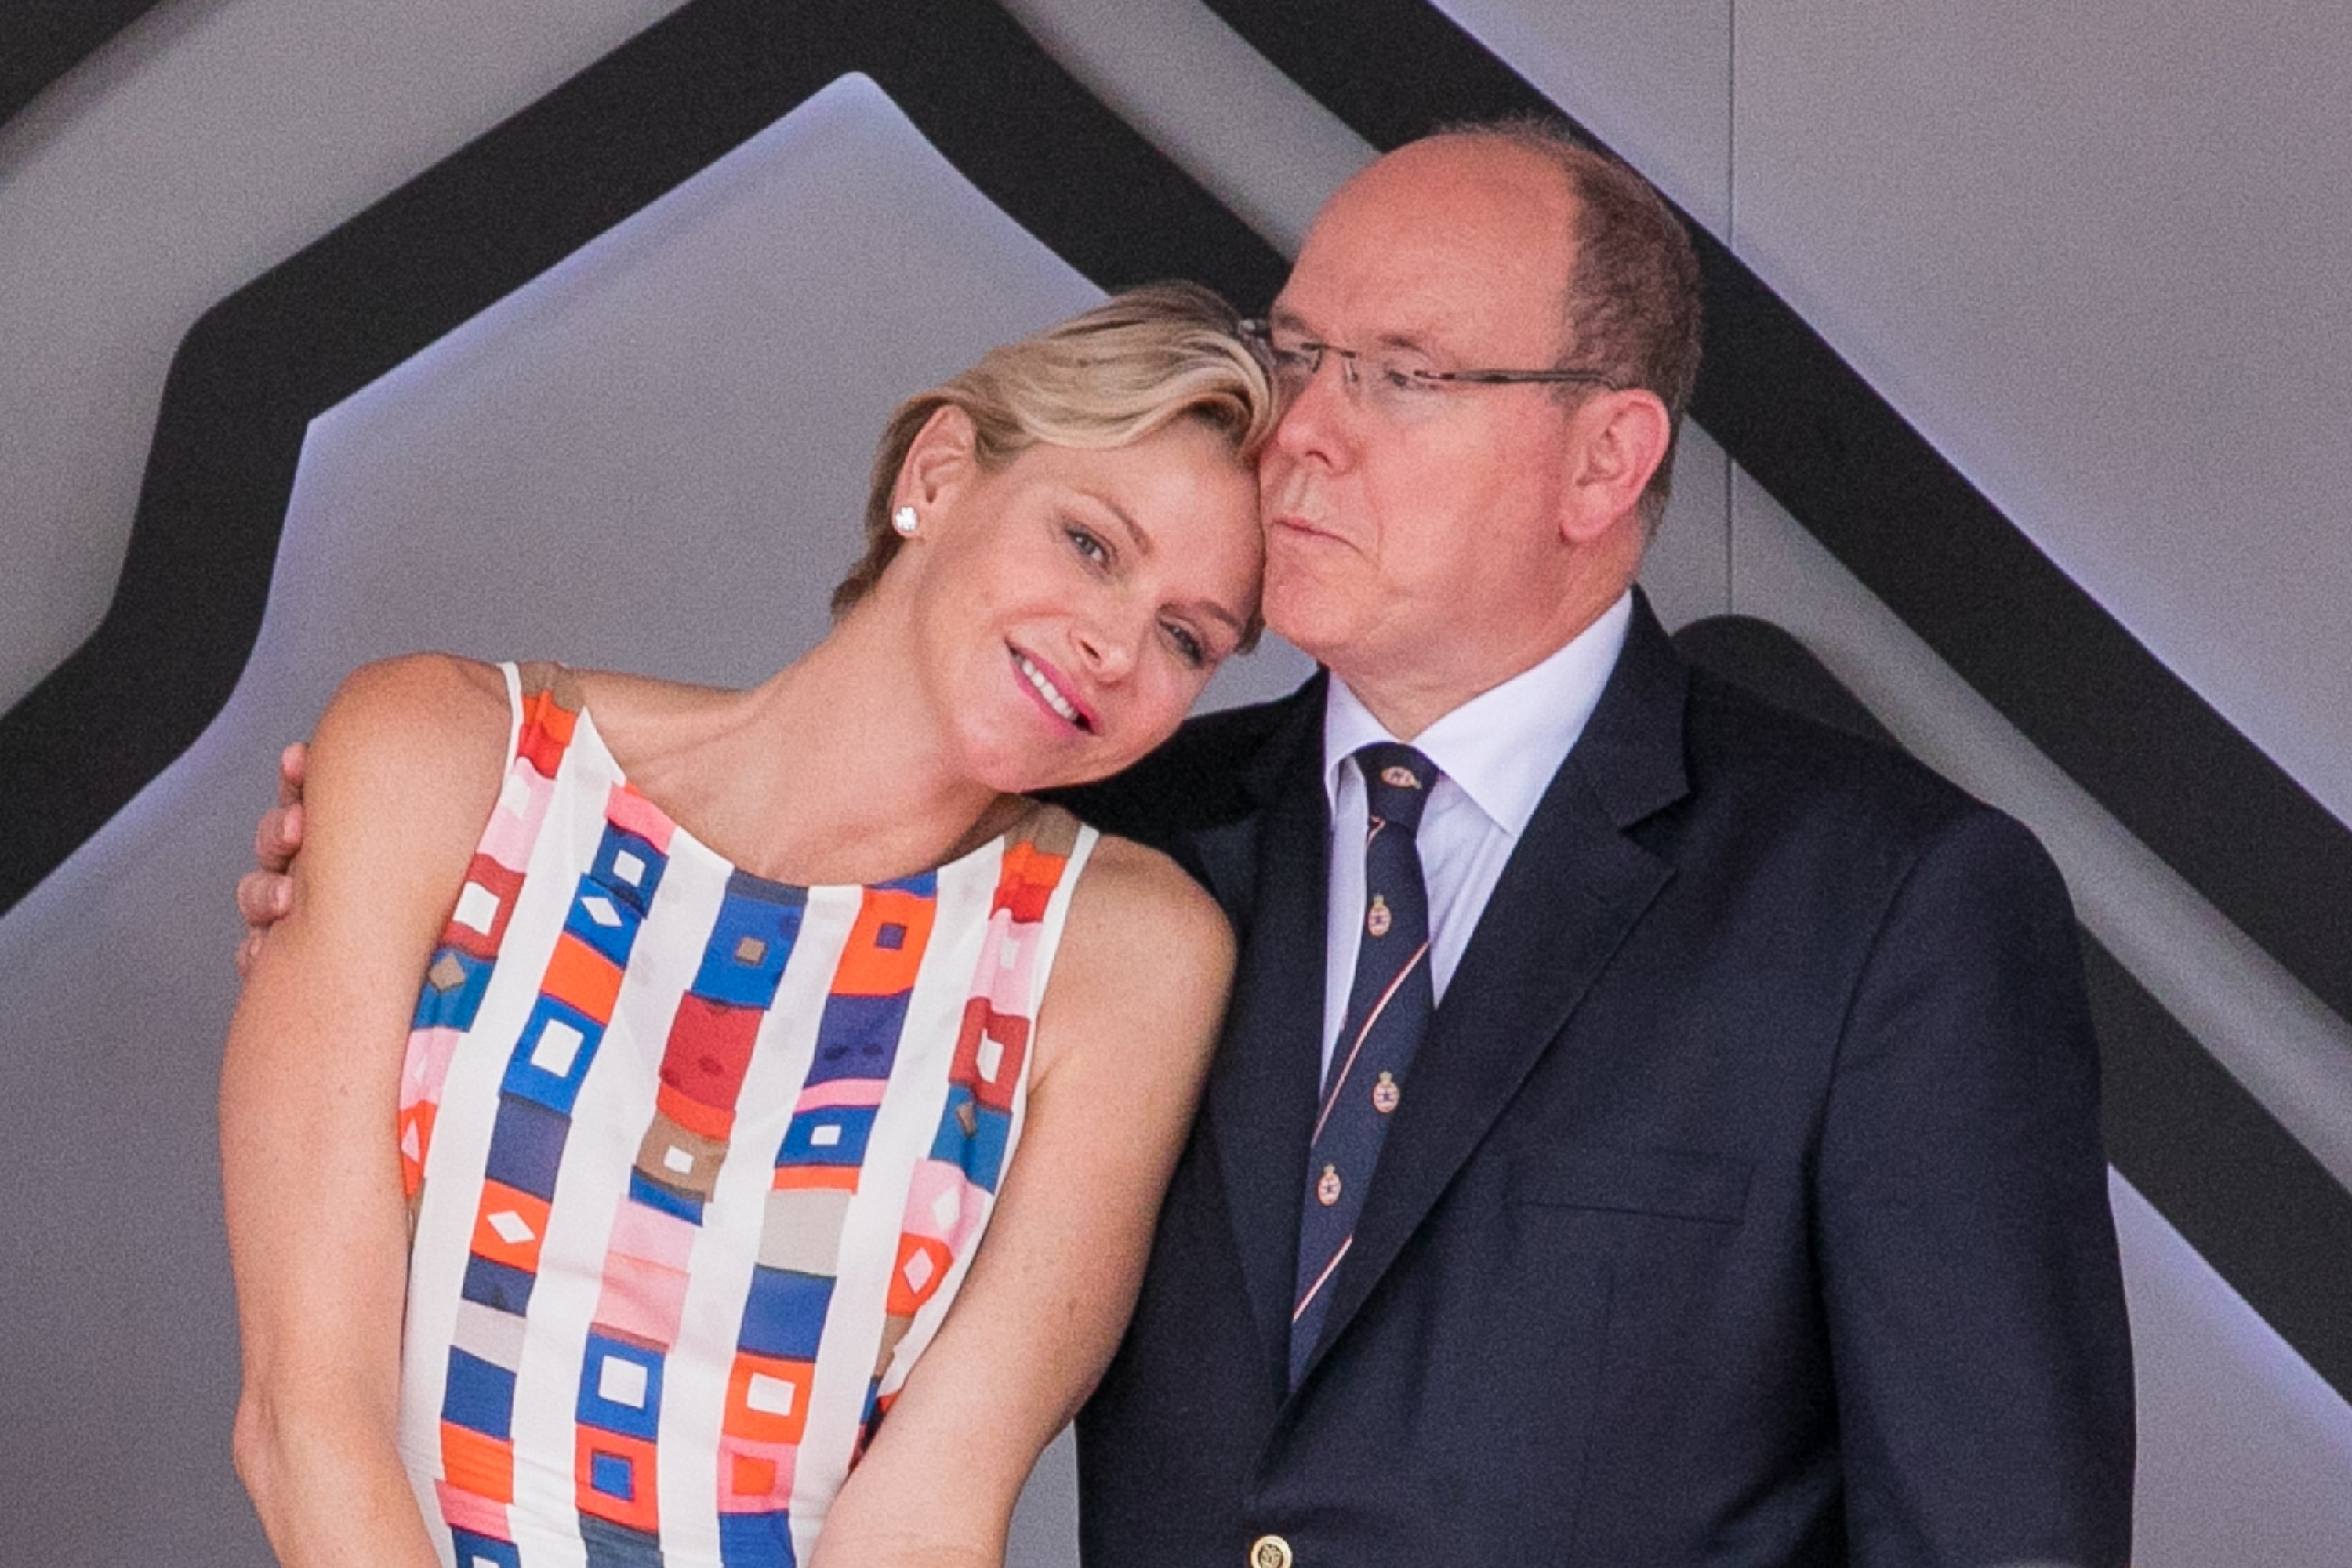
[902,416,1265,793]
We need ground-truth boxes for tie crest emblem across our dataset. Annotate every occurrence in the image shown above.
[1366,893,1392,938]
[1373,1070,1399,1114]
[1317,1163,1343,1207]
[1381,764,1421,789]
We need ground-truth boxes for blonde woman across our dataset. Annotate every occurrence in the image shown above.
[223,284,1273,1568]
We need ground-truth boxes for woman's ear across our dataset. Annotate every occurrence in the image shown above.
[895,404,980,518]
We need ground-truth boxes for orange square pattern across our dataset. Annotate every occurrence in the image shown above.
[829,887,937,997]
[468,1181,552,1272]
[772,1163,861,1193]
[655,1080,733,1142]
[399,1102,437,1199]
[574,1428,662,1532]
[515,691,576,776]
[723,1352,816,1445]
[885,1234,954,1317]
[542,932,624,1024]
[440,1420,515,1503]
[992,841,1068,923]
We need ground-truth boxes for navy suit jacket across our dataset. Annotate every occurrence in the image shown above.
[1059,597,2133,1567]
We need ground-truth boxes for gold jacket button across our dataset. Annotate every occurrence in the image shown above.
[1248,1534,1294,1568]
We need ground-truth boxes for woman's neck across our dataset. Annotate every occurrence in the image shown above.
[622,612,1018,887]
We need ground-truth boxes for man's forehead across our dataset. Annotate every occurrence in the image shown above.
[1276,198,1571,351]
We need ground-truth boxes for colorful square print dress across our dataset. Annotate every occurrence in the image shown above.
[393,663,1096,1567]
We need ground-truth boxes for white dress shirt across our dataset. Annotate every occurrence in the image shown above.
[1318,590,1634,1080]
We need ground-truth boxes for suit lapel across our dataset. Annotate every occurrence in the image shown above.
[1294,597,1693,1387]
[1202,679,1331,1399]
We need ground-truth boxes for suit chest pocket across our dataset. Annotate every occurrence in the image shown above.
[1505,1143,1752,1225]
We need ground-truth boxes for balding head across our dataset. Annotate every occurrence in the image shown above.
[1258,126,1686,733]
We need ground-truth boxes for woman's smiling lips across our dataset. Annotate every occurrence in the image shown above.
[1010,646,1095,732]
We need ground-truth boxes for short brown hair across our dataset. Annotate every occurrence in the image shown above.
[1436,117,1704,534]
[831,281,1277,616]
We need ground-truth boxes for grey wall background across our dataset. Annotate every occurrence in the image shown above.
[2,0,2348,1562]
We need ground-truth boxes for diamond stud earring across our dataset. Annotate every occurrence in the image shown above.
[891,505,920,537]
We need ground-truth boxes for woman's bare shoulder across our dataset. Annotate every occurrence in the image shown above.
[305,654,513,849]
[1040,828,1234,1069]
[1067,830,1228,947]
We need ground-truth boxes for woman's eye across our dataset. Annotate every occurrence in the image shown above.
[1066,525,1109,564]
[1165,622,1207,666]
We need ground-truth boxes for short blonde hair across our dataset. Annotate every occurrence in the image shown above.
[831,281,1277,618]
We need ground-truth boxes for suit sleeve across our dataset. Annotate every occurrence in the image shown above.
[1816,805,2135,1567]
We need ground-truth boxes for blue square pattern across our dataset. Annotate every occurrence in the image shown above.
[803,994,909,1087]
[717,1508,797,1568]
[412,946,493,1031]
[928,1088,1014,1192]
[449,1526,524,1568]
[440,1347,517,1439]
[590,826,668,917]
[735,1265,834,1361]
[500,996,604,1114]
[875,866,938,898]
[563,875,645,968]
[460,1254,537,1316]
[482,1092,569,1200]
[691,880,806,1008]
[775,1103,877,1169]
[627,1167,705,1225]
[589,1448,637,1501]
[576,1330,666,1440]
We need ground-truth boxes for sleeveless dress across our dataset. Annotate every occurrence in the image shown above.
[392,663,1097,1568]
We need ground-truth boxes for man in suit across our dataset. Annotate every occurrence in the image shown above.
[1061,122,2132,1566]
[241,119,2132,1565]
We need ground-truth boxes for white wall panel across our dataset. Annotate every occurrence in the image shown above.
[0,0,690,717]
[1732,2,2352,827]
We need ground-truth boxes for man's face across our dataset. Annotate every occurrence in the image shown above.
[1258,138,1592,712]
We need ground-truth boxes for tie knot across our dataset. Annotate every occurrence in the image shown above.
[1356,742,1438,835]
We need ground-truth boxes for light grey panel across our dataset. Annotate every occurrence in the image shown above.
[0,75,1298,1565]
[1733,2,2352,828]
[0,0,690,717]
[1433,0,1733,235]
[1638,424,1733,629]
[2112,1173,2352,1566]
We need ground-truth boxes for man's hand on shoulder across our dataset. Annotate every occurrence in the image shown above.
[233,654,506,977]
[236,742,310,977]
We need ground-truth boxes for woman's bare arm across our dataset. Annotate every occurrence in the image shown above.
[808,834,1234,1568]
[221,655,508,1565]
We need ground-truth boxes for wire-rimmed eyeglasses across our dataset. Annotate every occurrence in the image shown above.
[1239,318,1623,421]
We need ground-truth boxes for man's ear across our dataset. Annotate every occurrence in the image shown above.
[1561,389,1671,545]
[895,404,980,517]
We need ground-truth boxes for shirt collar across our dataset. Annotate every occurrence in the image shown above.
[1322,590,1634,837]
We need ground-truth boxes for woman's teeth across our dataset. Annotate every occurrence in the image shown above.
[1018,654,1083,726]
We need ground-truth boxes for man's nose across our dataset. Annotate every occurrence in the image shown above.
[1272,351,1356,461]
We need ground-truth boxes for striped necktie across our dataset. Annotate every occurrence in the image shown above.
[1290,741,1439,1385]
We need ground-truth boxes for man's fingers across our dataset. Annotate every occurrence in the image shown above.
[237,869,292,928]
[276,740,309,808]
[252,801,303,873]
